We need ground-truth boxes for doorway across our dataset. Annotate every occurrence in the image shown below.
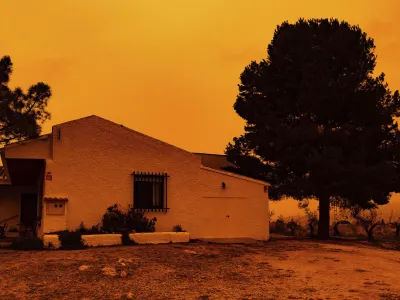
[20,193,38,234]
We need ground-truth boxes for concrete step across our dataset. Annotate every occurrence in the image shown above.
[0,241,12,248]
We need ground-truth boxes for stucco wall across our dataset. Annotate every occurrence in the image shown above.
[41,116,270,240]
[4,135,51,159]
[41,197,68,233]
[43,116,203,234]
[194,167,269,240]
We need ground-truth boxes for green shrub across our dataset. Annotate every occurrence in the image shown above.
[77,222,105,235]
[88,224,104,234]
[77,222,88,234]
[125,208,157,233]
[11,236,44,250]
[101,204,126,233]
[172,224,185,232]
[57,230,87,250]
[100,203,159,234]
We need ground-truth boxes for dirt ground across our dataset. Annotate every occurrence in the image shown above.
[0,239,399,300]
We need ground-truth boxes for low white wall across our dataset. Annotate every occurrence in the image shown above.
[82,234,122,247]
[43,232,190,249]
[43,234,62,249]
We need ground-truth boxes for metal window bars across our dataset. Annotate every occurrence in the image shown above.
[131,172,170,212]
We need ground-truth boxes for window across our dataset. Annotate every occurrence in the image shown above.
[132,172,169,212]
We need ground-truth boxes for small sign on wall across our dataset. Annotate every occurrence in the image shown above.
[46,201,65,215]
[45,172,52,181]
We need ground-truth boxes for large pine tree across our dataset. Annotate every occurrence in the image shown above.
[226,18,400,239]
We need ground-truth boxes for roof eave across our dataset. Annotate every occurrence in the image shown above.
[200,165,270,186]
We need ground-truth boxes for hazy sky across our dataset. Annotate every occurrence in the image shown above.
[2,1,399,154]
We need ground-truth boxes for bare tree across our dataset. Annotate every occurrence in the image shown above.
[332,220,351,237]
[351,207,382,241]
[298,201,318,238]
[287,218,301,236]
[388,211,400,238]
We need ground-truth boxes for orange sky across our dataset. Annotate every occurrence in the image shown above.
[2,0,400,154]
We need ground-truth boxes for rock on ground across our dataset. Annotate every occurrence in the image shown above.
[102,267,117,276]
[79,265,89,271]
[126,292,134,299]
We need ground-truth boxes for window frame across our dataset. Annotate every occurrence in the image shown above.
[132,172,170,212]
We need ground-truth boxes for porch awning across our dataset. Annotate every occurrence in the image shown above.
[5,159,45,186]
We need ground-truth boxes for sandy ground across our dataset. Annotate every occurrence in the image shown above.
[0,239,399,300]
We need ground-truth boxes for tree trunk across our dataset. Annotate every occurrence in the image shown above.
[291,227,296,236]
[309,224,314,238]
[317,196,330,239]
[367,230,373,241]
[367,224,378,242]
[367,227,374,241]
[333,222,340,237]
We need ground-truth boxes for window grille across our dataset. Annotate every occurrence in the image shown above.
[132,172,169,212]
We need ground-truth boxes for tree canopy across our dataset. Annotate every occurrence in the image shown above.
[0,55,51,147]
[225,18,400,238]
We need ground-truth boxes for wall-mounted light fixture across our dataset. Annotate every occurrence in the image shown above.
[221,182,226,189]
[57,129,61,140]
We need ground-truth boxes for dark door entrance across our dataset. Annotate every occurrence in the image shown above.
[20,194,38,228]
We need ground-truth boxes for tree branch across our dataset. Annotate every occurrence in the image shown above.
[0,133,24,145]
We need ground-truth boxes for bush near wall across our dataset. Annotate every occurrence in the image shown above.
[172,224,186,232]
[101,204,126,233]
[49,230,87,250]
[44,204,160,249]
[101,204,157,233]
[77,222,107,235]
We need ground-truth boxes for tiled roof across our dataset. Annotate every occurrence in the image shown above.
[43,197,68,202]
